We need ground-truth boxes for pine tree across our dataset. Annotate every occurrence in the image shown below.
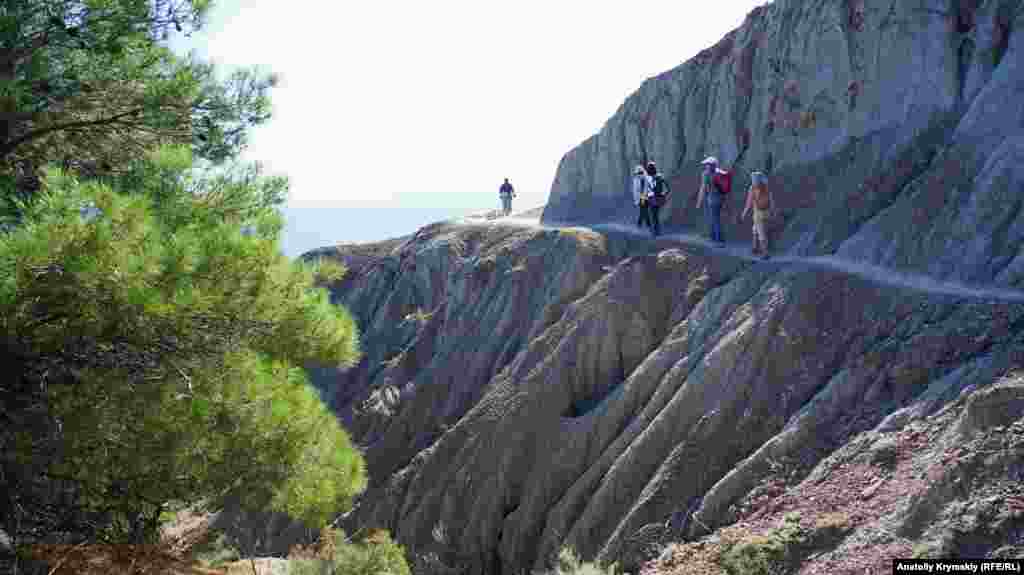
[0,146,366,543]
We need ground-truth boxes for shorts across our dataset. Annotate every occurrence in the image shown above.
[753,208,769,245]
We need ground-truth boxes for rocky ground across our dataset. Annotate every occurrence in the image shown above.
[302,1,1024,573]
[308,213,1023,574]
[644,374,1024,575]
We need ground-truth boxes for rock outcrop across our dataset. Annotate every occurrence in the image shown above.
[312,217,1024,573]
[307,1,1024,573]
[544,0,1024,288]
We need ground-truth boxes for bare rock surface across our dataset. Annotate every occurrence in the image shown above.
[306,1,1024,573]
[543,0,1024,289]
[311,213,1024,574]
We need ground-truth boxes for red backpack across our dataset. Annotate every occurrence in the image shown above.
[712,169,733,195]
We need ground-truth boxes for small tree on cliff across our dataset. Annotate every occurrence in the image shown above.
[0,145,365,543]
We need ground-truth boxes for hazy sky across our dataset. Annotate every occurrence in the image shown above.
[174,1,766,214]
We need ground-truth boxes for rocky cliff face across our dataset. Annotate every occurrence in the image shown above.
[308,1,1024,573]
[545,0,1024,288]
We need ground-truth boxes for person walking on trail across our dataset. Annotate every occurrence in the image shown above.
[645,161,671,237]
[740,171,775,259]
[696,156,728,245]
[499,178,516,216]
[632,165,652,230]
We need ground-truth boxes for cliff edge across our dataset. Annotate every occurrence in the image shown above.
[308,1,1024,573]
[544,0,1024,289]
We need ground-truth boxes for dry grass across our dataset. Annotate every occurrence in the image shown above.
[404,308,434,324]
[554,547,621,575]
[558,227,607,253]
[21,507,267,575]
[24,543,229,575]
[641,525,756,575]
[812,512,851,533]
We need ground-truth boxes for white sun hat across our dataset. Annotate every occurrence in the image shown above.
[700,156,719,166]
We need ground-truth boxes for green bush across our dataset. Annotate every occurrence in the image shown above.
[192,530,243,567]
[289,529,411,575]
[553,547,620,575]
[720,513,806,575]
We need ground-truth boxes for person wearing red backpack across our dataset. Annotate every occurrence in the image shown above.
[696,156,732,245]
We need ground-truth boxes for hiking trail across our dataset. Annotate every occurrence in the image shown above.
[459,214,1024,303]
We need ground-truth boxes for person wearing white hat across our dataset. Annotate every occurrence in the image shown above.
[696,156,725,245]
[631,165,652,229]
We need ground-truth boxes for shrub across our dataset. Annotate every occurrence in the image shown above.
[553,546,620,575]
[720,513,806,575]
[289,528,411,575]
[192,530,243,567]
[404,308,434,324]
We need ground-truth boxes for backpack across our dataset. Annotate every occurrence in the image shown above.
[712,170,732,196]
[752,184,771,210]
[651,175,668,206]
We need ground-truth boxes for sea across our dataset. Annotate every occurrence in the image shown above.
[280,206,485,259]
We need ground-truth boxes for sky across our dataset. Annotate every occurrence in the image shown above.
[173,0,767,219]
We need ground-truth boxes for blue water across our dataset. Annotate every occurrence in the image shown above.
[280,206,483,259]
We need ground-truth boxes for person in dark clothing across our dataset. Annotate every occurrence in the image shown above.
[499,178,515,216]
[632,165,651,229]
[645,161,671,237]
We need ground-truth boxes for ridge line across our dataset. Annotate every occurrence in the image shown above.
[454,215,1024,303]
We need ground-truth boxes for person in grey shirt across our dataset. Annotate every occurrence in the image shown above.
[631,165,651,229]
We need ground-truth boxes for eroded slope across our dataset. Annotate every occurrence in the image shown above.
[311,217,1023,574]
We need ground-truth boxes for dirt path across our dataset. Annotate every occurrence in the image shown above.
[457,215,1024,303]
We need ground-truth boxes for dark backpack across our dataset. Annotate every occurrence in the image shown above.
[712,170,733,195]
[651,174,669,205]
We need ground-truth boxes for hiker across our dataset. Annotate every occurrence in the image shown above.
[696,156,730,245]
[632,165,652,229]
[645,161,671,237]
[499,178,516,216]
[740,171,774,259]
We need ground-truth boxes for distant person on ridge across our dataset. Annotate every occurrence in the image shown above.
[632,165,651,229]
[696,156,730,246]
[740,171,774,259]
[645,161,671,237]
[499,178,516,216]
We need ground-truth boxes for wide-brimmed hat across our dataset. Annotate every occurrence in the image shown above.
[701,156,718,166]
